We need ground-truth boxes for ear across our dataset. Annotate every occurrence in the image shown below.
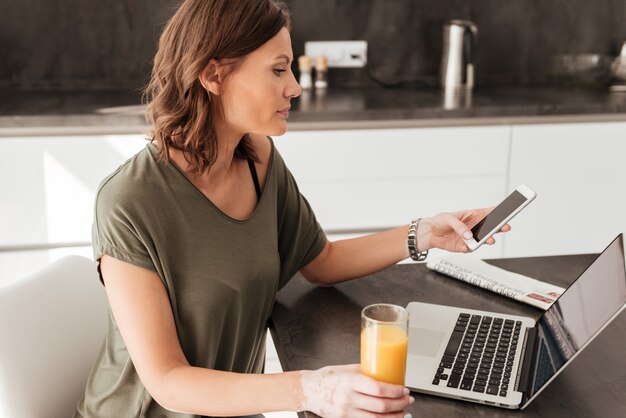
[199,59,224,95]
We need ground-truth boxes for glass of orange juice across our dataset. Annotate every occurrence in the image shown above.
[361,303,409,385]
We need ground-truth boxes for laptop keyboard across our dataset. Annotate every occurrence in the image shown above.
[432,313,522,397]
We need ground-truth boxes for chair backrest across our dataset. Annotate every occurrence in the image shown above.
[0,255,107,418]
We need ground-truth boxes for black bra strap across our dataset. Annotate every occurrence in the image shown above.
[247,159,262,201]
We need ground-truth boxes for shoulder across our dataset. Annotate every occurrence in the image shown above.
[95,146,156,214]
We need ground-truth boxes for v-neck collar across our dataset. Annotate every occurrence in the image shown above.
[147,139,275,224]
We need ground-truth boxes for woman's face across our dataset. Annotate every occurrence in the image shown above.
[219,27,301,137]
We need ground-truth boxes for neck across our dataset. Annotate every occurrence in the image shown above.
[167,118,246,185]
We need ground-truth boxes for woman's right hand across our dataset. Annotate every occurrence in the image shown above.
[300,364,414,418]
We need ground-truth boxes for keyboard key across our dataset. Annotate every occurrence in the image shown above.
[442,355,455,363]
[470,315,482,325]
[448,374,461,388]
[444,331,464,356]
[500,390,508,397]
[454,326,467,333]
[440,374,449,380]
[482,316,493,324]
[502,384,508,390]
[460,379,473,390]
[487,385,499,395]
[432,378,440,385]
[473,385,486,393]
[504,319,514,325]
[437,367,444,373]
[460,313,471,319]
[494,318,504,325]
[489,378,501,386]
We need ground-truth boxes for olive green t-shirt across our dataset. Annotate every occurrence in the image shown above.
[75,138,327,418]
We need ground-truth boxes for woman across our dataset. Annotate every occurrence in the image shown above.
[75,1,508,417]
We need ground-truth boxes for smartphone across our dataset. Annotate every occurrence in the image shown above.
[465,184,537,252]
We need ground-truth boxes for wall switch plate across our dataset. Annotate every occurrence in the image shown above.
[304,41,368,68]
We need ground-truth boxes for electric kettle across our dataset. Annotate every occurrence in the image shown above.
[441,20,477,92]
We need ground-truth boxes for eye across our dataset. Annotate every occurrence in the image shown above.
[273,69,287,75]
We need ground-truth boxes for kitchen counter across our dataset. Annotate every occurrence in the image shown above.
[2,86,626,135]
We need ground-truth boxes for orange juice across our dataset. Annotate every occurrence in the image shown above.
[361,324,408,385]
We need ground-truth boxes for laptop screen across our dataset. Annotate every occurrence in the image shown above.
[521,234,626,406]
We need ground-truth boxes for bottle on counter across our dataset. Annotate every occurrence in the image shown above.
[314,55,328,89]
[610,41,626,92]
[298,55,313,89]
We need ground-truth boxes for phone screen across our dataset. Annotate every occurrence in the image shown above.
[471,190,527,241]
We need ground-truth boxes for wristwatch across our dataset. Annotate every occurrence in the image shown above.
[408,218,429,262]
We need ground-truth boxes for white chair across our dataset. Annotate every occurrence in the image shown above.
[0,255,107,418]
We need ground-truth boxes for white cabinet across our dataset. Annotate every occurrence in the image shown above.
[275,126,511,259]
[3,120,621,265]
[0,135,147,248]
[505,122,626,258]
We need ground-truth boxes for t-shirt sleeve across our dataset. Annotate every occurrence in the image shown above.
[92,175,157,284]
[274,147,327,289]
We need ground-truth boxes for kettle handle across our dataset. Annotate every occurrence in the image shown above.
[461,27,474,84]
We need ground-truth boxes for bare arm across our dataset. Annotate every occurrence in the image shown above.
[300,225,411,286]
[101,255,412,417]
[301,208,510,286]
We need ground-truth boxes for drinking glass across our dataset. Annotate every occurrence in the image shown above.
[360,303,409,385]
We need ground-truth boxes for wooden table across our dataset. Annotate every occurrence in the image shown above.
[269,254,626,418]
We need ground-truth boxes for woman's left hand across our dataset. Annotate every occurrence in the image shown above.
[418,208,511,253]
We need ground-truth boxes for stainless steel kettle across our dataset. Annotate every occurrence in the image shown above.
[441,20,477,92]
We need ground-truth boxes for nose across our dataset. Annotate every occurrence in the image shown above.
[286,69,302,99]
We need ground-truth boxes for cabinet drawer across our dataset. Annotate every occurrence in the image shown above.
[274,126,510,182]
[299,176,507,232]
[0,135,147,247]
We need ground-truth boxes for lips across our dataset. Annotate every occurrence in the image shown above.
[277,106,290,117]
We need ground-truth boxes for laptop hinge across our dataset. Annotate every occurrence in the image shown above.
[515,326,538,394]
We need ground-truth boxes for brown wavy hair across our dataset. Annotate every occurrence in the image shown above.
[143,0,291,174]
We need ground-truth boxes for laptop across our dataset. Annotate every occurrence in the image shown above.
[405,234,626,409]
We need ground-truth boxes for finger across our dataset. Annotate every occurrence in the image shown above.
[352,392,413,414]
[499,224,511,232]
[486,237,496,245]
[445,214,473,240]
[354,374,408,398]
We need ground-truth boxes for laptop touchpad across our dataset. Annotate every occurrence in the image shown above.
[409,327,446,357]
